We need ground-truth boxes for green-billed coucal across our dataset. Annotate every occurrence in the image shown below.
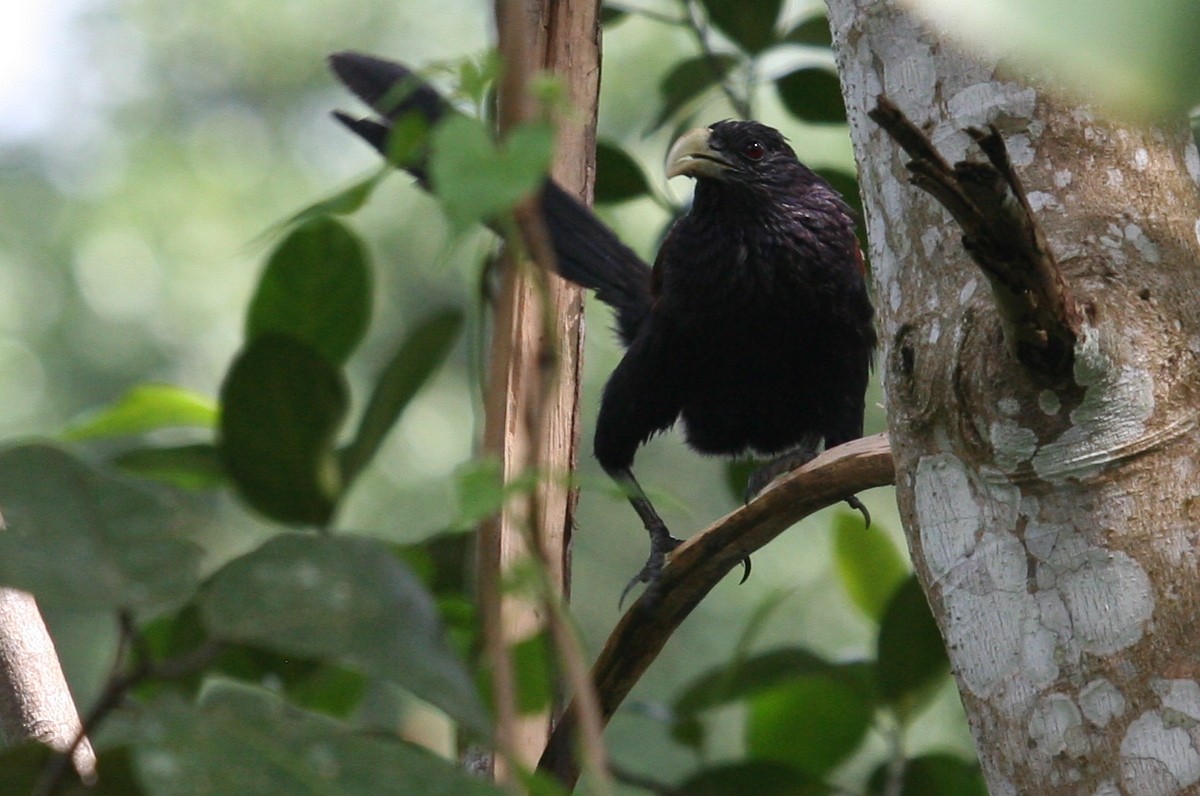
[329,52,876,600]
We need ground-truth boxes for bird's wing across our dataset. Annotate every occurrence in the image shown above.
[328,51,654,346]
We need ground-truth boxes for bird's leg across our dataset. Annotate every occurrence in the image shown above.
[745,445,819,502]
[746,443,871,528]
[607,466,684,606]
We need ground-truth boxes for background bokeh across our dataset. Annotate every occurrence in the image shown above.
[1,0,975,790]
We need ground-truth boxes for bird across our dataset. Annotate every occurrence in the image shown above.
[329,52,876,601]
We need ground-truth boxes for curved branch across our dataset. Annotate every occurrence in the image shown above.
[539,433,895,786]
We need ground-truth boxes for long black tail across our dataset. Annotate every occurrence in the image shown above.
[328,51,652,345]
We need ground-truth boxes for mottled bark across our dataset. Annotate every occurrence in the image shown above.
[829,1,1200,793]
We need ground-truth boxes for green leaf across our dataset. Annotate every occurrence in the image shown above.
[784,14,833,47]
[218,334,348,527]
[877,574,950,715]
[776,67,847,125]
[724,459,756,501]
[650,54,738,132]
[285,171,388,229]
[834,512,908,622]
[247,217,372,366]
[674,648,865,715]
[63,383,218,441]
[678,762,829,796]
[429,115,554,230]
[868,754,987,796]
[594,140,650,204]
[200,533,488,736]
[451,456,539,531]
[142,604,369,714]
[339,309,463,485]
[453,457,505,528]
[134,683,502,795]
[512,632,553,715]
[0,444,202,611]
[745,673,873,778]
[113,443,225,489]
[700,0,784,53]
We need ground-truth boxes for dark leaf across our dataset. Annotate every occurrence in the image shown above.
[833,511,907,623]
[814,168,862,218]
[134,684,501,795]
[594,140,651,204]
[745,673,874,777]
[651,54,738,132]
[140,605,367,714]
[678,762,828,796]
[867,753,987,796]
[724,459,757,501]
[113,444,225,490]
[0,444,202,611]
[63,383,217,441]
[339,309,463,485]
[218,334,348,527]
[776,67,847,125]
[200,533,488,736]
[784,14,833,47]
[674,647,860,715]
[815,168,870,264]
[600,6,628,25]
[669,713,706,750]
[877,574,950,714]
[0,744,142,795]
[247,217,372,366]
[700,0,784,54]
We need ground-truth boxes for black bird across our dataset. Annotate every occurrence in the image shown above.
[329,53,876,599]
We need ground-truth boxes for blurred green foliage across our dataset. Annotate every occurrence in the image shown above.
[0,0,997,793]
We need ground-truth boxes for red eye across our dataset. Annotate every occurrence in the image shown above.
[743,141,765,160]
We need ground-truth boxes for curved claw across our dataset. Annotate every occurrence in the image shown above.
[737,554,752,585]
[846,494,871,528]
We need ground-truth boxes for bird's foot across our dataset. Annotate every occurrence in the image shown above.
[619,532,683,608]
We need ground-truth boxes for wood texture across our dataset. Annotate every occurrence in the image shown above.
[480,0,600,779]
[540,434,896,786]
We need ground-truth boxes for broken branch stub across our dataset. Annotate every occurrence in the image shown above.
[869,96,1082,381]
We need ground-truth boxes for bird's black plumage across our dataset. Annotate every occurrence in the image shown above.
[329,53,876,598]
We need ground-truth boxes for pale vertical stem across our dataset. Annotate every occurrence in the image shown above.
[480,0,597,782]
[0,588,96,783]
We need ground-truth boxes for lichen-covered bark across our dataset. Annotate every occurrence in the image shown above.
[828,1,1200,792]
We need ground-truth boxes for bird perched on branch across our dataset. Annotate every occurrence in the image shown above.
[329,52,876,601]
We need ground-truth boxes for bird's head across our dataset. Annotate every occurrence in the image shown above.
[665,120,799,189]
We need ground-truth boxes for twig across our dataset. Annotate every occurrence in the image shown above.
[539,433,895,787]
[679,0,753,120]
[868,96,1081,381]
[34,612,222,796]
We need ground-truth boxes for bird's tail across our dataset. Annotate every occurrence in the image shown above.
[329,51,652,345]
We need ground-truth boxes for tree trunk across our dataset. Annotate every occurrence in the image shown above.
[828,1,1200,793]
[479,0,599,780]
